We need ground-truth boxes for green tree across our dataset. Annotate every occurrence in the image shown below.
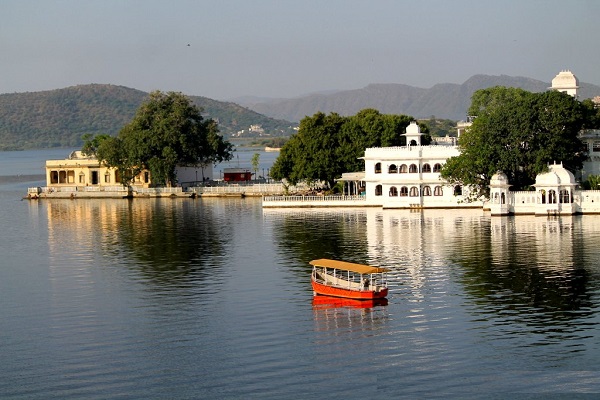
[441,87,590,198]
[251,153,260,180]
[271,109,417,188]
[90,91,233,186]
[81,133,112,156]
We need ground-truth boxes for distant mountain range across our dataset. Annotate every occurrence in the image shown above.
[234,75,600,122]
[0,84,295,151]
[2,74,599,151]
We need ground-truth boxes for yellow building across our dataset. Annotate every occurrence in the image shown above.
[45,150,151,189]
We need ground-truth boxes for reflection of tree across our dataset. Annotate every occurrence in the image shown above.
[265,209,370,276]
[118,199,227,281]
[46,198,228,287]
[451,216,594,327]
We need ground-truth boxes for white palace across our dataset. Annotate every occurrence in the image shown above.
[263,70,600,215]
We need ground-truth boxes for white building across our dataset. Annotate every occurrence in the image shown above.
[550,70,579,98]
[361,121,480,209]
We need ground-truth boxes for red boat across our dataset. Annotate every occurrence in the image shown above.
[310,259,389,300]
[312,295,388,309]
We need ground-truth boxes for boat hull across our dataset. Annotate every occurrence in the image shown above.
[312,295,388,309]
[311,279,388,300]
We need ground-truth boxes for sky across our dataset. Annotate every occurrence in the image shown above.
[2,0,600,100]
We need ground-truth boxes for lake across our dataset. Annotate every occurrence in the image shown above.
[0,149,599,398]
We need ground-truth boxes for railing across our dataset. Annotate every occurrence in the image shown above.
[135,187,183,194]
[263,195,365,202]
[192,183,287,195]
[31,186,129,193]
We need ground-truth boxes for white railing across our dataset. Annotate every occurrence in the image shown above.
[33,185,129,193]
[192,183,287,195]
[135,187,183,194]
[263,195,365,202]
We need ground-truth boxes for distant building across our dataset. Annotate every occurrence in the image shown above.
[223,168,253,182]
[550,70,579,98]
[44,151,212,189]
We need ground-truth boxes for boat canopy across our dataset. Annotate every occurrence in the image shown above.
[310,259,389,274]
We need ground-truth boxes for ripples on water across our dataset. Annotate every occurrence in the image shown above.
[1,190,600,398]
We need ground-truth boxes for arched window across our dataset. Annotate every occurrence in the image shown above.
[375,163,382,174]
[79,172,85,184]
[548,190,557,204]
[399,164,408,173]
[540,189,546,204]
[409,187,419,197]
[422,163,431,173]
[409,164,418,173]
[434,186,443,196]
[388,164,397,173]
[104,172,111,183]
[501,192,506,204]
[422,186,432,196]
[433,163,442,172]
[400,186,409,197]
[454,185,462,196]
[375,185,382,196]
[389,186,398,197]
[560,189,570,204]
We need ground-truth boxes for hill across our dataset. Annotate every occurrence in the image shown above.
[241,75,600,122]
[0,84,296,151]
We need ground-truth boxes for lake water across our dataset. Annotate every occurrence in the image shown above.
[1,149,599,399]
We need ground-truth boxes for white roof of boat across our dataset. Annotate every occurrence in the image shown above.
[310,259,389,274]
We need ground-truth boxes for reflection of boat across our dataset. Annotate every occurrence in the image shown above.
[312,295,388,309]
[310,259,389,300]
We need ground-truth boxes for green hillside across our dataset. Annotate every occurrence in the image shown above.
[0,84,296,151]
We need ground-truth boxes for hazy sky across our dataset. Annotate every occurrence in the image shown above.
[2,0,599,100]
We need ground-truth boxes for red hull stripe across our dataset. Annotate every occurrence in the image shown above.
[311,280,388,300]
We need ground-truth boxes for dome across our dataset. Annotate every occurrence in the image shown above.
[551,70,579,90]
[405,121,421,135]
[490,171,510,187]
[535,163,576,186]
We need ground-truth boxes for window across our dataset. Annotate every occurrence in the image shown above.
[422,163,431,173]
[454,185,463,196]
[409,187,419,197]
[399,164,408,173]
[433,163,442,172]
[79,172,85,184]
[375,185,382,196]
[388,164,397,173]
[400,186,408,197]
[548,190,557,204]
[560,189,570,204]
[540,189,546,204]
[105,173,111,183]
[389,186,398,197]
[409,164,418,173]
[375,163,382,174]
[50,171,59,184]
[593,142,600,152]
[434,186,443,196]
[422,186,431,196]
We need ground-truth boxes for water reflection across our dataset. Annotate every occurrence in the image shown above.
[312,296,389,334]
[268,207,599,343]
[41,198,229,288]
[263,208,371,279]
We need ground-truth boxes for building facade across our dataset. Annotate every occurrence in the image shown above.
[361,121,479,209]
